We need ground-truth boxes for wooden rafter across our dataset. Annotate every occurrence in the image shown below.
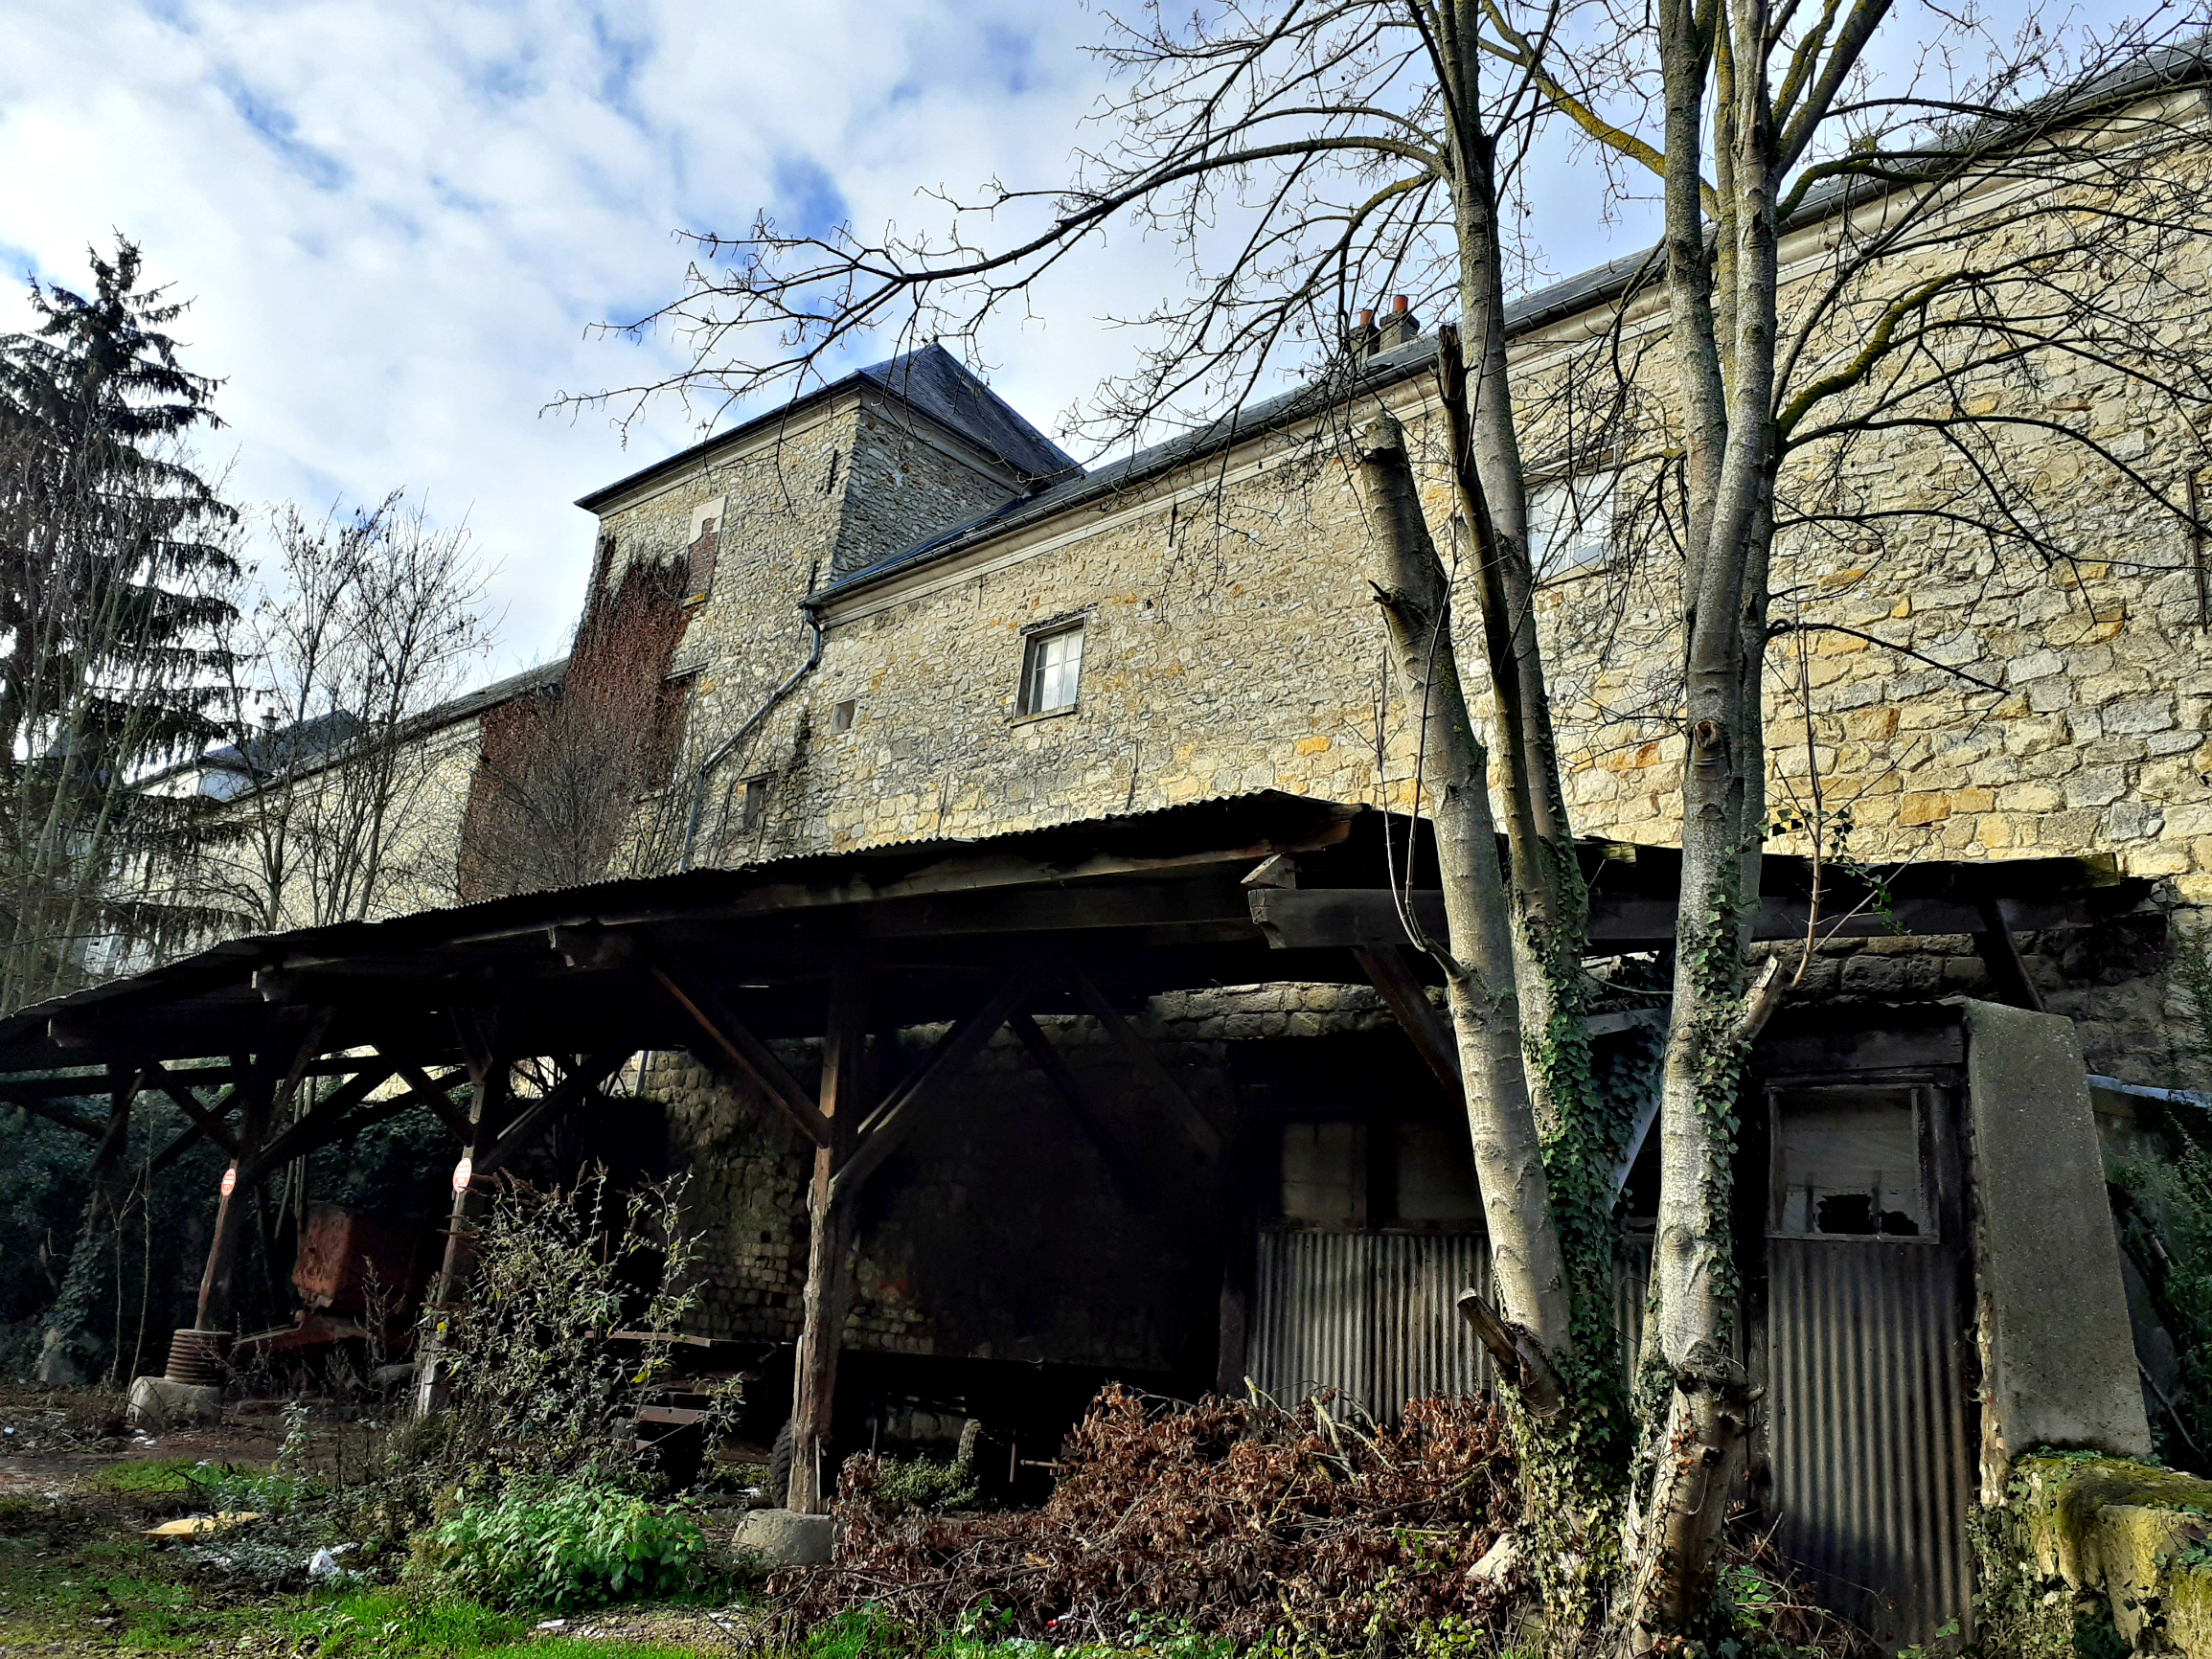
[1353,944,1462,1089]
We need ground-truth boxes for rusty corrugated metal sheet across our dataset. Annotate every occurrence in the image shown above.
[1250,1230,1492,1416]
[1766,1239,1974,1651]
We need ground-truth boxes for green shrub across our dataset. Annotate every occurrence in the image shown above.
[422,1473,706,1610]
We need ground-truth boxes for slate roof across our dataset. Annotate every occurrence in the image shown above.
[575,342,1078,511]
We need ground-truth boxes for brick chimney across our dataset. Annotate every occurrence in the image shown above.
[1376,294,1421,352]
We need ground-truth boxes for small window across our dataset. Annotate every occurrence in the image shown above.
[1019,623,1084,716]
[739,776,767,829]
[831,699,857,734]
[1770,1087,1930,1239]
[1527,474,1615,581]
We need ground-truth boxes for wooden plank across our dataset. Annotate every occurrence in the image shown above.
[246,1063,401,1178]
[832,969,1033,1205]
[1006,1011,1148,1208]
[1972,898,2046,1012]
[1353,944,1461,1089]
[1064,962,1222,1158]
[1257,885,2143,951]
[789,965,870,1516]
[652,966,832,1148]
[477,1049,631,1176]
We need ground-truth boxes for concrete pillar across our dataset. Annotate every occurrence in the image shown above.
[1964,999,2152,1497]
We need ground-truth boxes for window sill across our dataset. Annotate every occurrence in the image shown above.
[1011,704,1080,727]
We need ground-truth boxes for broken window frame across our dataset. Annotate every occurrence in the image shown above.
[1765,1081,1941,1243]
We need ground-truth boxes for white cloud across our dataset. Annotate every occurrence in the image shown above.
[0,0,2046,670]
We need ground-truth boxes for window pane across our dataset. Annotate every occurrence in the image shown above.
[1026,625,1083,713]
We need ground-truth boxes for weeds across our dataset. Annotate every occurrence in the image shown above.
[420,1472,709,1610]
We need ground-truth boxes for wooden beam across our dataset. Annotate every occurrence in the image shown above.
[1973,898,2047,1012]
[1353,944,1461,1089]
[1,1094,106,1138]
[476,1049,630,1176]
[1006,1011,1149,1209]
[652,966,832,1148]
[830,969,1033,1206]
[1064,962,1222,1158]
[152,1078,243,1162]
[245,1062,401,1178]
[391,1060,473,1142]
[789,965,870,1516]
[1252,885,2136,952]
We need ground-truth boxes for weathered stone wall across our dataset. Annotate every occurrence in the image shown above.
[650,1005,1317,1368]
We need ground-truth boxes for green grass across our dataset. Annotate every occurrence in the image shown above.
[82,1456,246,1495]
[0,1538,735,1656]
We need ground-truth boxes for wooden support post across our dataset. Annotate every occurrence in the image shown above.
[1353,944,1462,1089]
[788,966,869,1516]
[194,1054,285,1332]
[412,1013,511,1419]
[1216,1124,1258,1398]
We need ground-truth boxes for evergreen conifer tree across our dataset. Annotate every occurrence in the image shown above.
[0,236,239,1015]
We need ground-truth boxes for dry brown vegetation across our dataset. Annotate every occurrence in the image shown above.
[777,1387,1525,1650]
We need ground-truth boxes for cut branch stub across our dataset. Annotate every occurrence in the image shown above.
[1455,1287,1565,1417]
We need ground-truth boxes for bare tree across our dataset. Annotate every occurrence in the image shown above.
[189,494,491,932]
[582,6,2212,1644]
[456,549,693,900]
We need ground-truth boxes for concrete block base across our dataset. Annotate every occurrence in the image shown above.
[126,1375,220,1429]
[733,1508,832,1567]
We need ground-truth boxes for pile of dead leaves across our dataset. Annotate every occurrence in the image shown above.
[773,1386,1522,1650]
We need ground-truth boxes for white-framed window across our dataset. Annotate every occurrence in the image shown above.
[739,775,767,829]
[1018,623,1084,716]
[1527,473,1616,581]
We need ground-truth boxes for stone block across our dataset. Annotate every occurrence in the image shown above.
[1964,1001,2152,1489]
[126,1375,220,1428]
[732,1508,834,1567]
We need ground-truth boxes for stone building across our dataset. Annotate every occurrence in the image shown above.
[34,63,2212,1646]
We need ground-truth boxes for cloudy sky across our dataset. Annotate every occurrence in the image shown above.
[0,0,2038,673]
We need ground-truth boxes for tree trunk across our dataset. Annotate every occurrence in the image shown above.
[36,1074,138,1384]
[1353,411,1573,1363]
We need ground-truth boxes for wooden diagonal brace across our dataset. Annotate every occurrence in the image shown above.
[148,1076,243,1161]
[1353,944,1461,1089]
[1007,1011,1149,1209]
[0,1093,107,1138]
[653,966,832,1148]
[390,1060,473,1142]
[831,969,1034,1207]
[477,1049,631,1176]
[246,1062,401,1179]
[1064,961,1222,1157]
